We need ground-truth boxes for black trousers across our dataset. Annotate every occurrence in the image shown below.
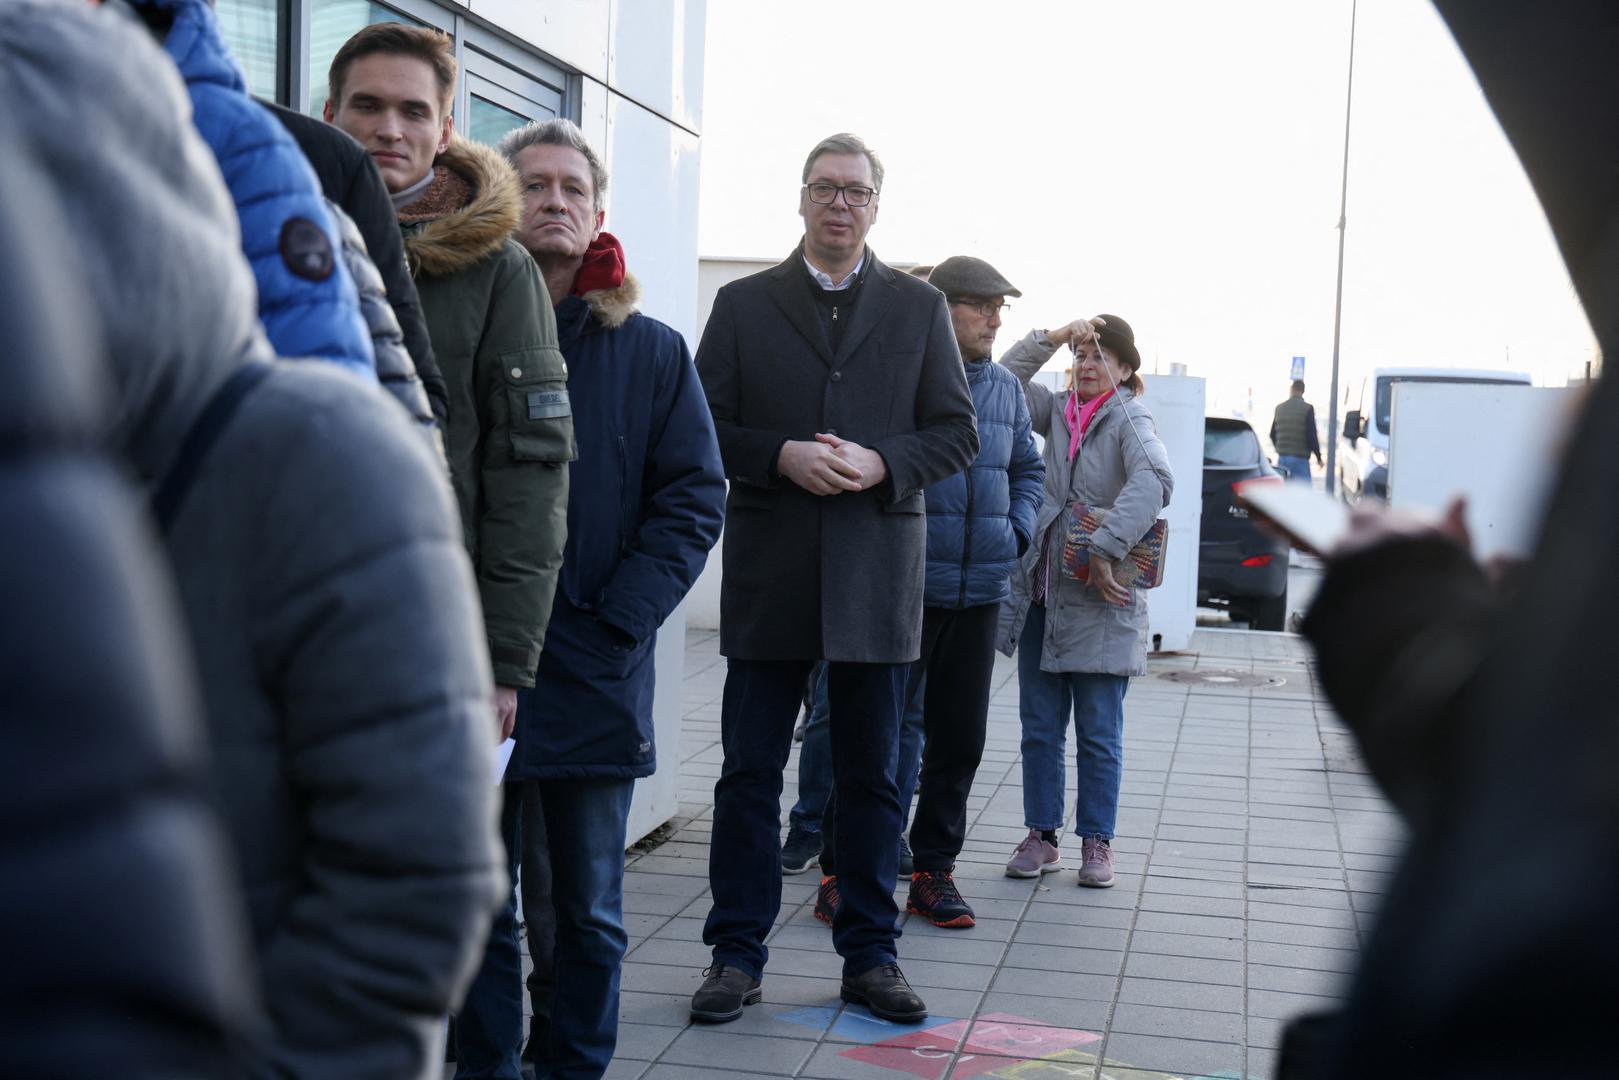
[702,658,907,977]
[822,603,1000,875]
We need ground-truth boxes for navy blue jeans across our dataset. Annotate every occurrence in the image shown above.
[704,659,907,978]
[790,661,923,835]
[1017,603,1129,839]
[456,777,634,1080]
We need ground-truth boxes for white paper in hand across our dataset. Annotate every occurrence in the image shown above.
[493,737,515,785]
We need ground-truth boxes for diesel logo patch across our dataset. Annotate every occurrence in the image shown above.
[526,389,571,420]
[279,217,335,281]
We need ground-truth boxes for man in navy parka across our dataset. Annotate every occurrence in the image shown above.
[125,0,375,377]
[449,119,725,1080]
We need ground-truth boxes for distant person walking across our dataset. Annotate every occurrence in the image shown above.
[998,316,1173,889]
[1271,379,1323,484]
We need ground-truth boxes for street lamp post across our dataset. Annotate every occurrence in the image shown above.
[1325,0,1359,497]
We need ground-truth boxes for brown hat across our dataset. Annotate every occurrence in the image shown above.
[927,255,1021,299]
[1092,314,1141,373]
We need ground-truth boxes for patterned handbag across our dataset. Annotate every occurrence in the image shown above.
[1059,504,1169,590]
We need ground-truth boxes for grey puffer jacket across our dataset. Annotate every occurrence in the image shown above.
[327,197,443,458]
[6,7,503,1077]
[996,329,1174,676]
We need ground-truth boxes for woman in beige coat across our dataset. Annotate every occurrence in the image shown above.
[996,316,1172,887]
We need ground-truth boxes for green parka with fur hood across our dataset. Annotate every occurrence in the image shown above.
[400,136,574,688]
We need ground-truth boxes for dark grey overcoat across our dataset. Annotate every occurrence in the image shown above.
[696,248,979,663]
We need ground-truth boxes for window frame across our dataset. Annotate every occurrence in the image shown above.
[218,0,579,126]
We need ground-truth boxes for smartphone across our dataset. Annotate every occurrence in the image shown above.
[1233,480,1351,556]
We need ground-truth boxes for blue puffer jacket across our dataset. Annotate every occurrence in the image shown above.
[923,358,1045,609]
[138,0,374,377]
[512,271,726,780]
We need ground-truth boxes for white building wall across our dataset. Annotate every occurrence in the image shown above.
[466,0,708,842]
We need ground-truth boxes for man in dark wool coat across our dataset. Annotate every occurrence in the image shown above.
[692,132,979,1025]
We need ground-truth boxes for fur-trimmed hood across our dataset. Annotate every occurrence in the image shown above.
[400,136,522,278]
[582,272,641,330]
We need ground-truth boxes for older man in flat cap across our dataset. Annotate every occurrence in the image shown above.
[818,255,1045,930]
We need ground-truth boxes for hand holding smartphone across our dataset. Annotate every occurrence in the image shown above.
[1233,481,1352,557]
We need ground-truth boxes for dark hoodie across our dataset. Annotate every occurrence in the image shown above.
[2,5,503,1077]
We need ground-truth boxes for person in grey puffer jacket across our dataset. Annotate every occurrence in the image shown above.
[2,6,503,1078]
[0,116,256,1080]
[997,314,1172,891]
[327,197,443,456]
[818,256,1043,933]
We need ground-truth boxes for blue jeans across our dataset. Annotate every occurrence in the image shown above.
[791,662,923,835]
[705,659,907,978]
[457,777,634,1080]
[1016,603,1129,839]
[1279,454,1312,484]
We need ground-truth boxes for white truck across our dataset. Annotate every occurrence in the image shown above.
[1336,366,1531,505]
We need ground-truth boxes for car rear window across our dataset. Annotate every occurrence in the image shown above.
[1205,423,1261,466]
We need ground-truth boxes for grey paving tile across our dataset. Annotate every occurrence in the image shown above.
[618,990,694,1028]
[1124,951,1244,986]
[1246,963,1349,998]
[658,1028,817,1075]
[614,1021,683,1061]
[1100,1031,1243,1077]
[1012,921,1130,951]
[1245,900,1358,929]
[1246,919,1360,950]
[975,991,1113,1030]
[1133,911,1245,939]
[1109,1001,1243,1043]
[1127,929,1243,961]
[1137,892,1247,919]
[988,966,1116,1002]
[640,1061,786,1079]
[1247,940,1360,974]
[1116,976,1244,1014]
[1003,943,1124,975]
[1245,987,1342,1021]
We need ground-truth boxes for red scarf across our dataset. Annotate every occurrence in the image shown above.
[1064,388,1116,461]
[571,232,625,297]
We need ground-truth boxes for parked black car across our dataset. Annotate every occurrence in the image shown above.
[1199,417,1289,630]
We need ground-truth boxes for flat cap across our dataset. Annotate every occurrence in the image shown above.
[927,255,1021,299]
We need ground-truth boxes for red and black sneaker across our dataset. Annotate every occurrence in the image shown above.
[906,870,976,928]
[814,874,841,926]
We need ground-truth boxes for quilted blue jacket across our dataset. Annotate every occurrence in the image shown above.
[923,359,1046,609]
[140,0,374,376]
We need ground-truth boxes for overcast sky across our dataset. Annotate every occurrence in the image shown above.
[697,0,1598,420]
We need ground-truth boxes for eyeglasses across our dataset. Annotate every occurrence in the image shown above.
[804,182,877,207]
[949,299,1012,318]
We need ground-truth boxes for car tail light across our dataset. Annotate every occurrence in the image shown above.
[1233,476,1281,491]
[1241,554,1274,568]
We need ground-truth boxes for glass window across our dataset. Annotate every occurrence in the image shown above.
[215,0,279,102]
[308,1,426,116]
[469,95,529,146]
[1204,422,1262,467]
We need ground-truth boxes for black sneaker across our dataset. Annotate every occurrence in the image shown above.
[897,834,914,877]
[781,825,822,875]
[690,963,761,1023]
[814,874,841,927]
[841,961,928,1023]
[907,870,976,928]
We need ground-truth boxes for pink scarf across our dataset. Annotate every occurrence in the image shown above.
[1064,388,1116,461]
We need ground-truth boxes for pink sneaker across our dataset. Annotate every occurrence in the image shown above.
[1005,828,1062,878]
[1077,835,1115,888]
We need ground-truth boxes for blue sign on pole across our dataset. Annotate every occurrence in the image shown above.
[1290,355,1306,381]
